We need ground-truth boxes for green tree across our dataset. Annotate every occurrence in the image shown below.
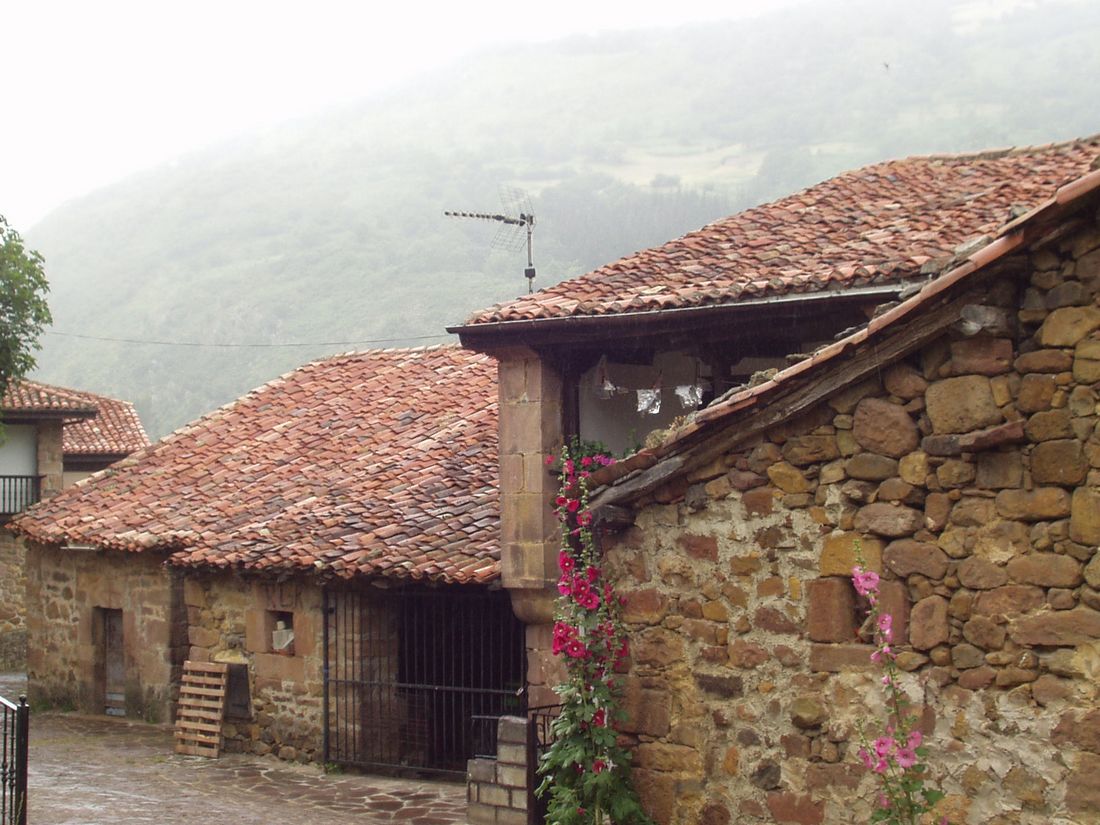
[0,215,51,398]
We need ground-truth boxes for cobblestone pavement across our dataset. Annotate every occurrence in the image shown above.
[2,674,469,825]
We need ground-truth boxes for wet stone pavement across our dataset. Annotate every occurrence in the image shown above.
[1,674,469,825]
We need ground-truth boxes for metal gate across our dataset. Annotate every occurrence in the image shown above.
[0,694,28,825]
[322,585,526,777]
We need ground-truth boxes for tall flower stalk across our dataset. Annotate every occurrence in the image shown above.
[851,556,946,824]
[537,442,653,825]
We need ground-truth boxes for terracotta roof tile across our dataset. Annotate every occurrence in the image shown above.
[589,167,1100,501]
[57,389,151,457]
[2,379,98,417]
[11,347,500,585]
[462,137,1100,326]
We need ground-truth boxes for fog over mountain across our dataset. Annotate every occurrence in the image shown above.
[27,0,1100,437]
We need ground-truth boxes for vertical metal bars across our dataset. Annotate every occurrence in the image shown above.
[526,705,561,825]
[0,695,28,825]
[0,477,40,515]
[323,585,526,778]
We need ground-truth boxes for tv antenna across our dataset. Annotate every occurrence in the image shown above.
[446,186,537,293]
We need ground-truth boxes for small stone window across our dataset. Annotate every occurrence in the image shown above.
[224,663,252,719]
[268,610,295,655]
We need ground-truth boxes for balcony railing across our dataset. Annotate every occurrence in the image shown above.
[0,477,41,516]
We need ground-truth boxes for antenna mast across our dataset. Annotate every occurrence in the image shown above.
[445,188,537,292]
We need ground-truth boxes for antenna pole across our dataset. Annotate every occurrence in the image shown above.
[523,213,536,293]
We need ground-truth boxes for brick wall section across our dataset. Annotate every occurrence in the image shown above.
[467,715,529,825]
[557,213,1100,824]
[25,542,184,721]
[183,573,325,763]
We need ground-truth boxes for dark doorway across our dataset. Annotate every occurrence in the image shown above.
[102,609,125,717]
[323,585,526,778]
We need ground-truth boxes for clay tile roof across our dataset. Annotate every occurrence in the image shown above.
[461,136,1100,327]
[57,389,151,457]
[11,346,500,586]
[588,166,1100,506]
[2,379,99,417]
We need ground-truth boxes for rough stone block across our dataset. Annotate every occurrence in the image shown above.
[1031,439,1088,485]
[1016,373,1057,412]
[807,578,857,643]
[995,487,1071,521]
[468,758,496,783]
[1071,487,1100,544]
[883,540,948,579]
[497,716,527,745]
[854,503,923,537]
[1006,553,1082,588]
[1037,306,1100,347]
[1010,607,1100,646]
[948,337,1013,376]
[925,376,1002,434]
[819,533,883,576]
[973,585,1045,617]
[909,595,949,650]
[808,643,875,672]
[853,398,919,457]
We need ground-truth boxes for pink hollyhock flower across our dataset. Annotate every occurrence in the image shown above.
[566,499,581,513]
[581,456,593,468]
[577,510,593,526]
[587,566,601,583]
[877,613,893,641]
[874,758,889,775]
[895,747,917,769]
[557,577,572,596]
[851,566,881,597]
[873,737,893,758]
[907,730,923,749]
[558,551,576,573]
[564,639,588,658]
[592,758,606,773]
[593,709,606,727]
[563,460,574,475]
[577,590,600,610]
[858,747,874,770]
[545,455,555,466]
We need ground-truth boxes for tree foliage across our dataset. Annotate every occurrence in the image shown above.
[0,215,51,398]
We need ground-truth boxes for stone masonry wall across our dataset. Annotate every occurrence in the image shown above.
[183,573,325,763]
[0,419,65,671]
[467,715,529,825]
[0,532,28,670]
[592,215,1100,824]
[25,542,184,721]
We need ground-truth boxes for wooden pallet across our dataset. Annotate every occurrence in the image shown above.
[174,660,228,757]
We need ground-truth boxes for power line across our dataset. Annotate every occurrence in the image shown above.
[45,329,453,349]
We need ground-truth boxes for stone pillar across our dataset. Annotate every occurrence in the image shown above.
[496,349,565,708]
[467,715,530,825]
[35,419,64,499]
[499,349,567,712]
[497,350,564,592]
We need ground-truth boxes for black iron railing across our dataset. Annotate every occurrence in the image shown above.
[527,704,562,825]
[0,695,28,825]
[0,477,41,516]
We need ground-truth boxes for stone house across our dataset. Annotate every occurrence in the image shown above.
[0,381,149,668]
[452,136,1100,823]
[11,347,526,772]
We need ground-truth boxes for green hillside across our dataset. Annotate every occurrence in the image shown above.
[26,0,1100,437]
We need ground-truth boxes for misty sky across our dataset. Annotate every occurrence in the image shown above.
[2,0,813,230]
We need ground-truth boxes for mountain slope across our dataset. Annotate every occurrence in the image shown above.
[27,0,1100,437]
